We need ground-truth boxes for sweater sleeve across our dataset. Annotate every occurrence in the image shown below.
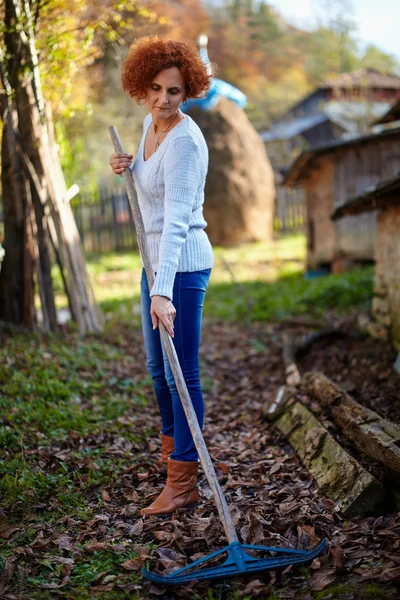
[150,135,204,300]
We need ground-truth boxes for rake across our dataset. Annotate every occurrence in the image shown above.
[109,126,327,584]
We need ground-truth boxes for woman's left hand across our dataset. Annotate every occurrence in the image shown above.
[150,296,176,337]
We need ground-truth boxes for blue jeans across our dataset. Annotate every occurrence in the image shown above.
[140,268,211,462]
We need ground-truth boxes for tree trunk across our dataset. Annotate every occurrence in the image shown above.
[0,0,103,334]
[0,115,34,327]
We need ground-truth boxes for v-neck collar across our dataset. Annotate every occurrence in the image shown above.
[142,115,187,163]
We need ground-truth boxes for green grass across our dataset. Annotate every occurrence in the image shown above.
[0,329,154,597]
[205,266,373,322]
[0,333,150,507]
[74,234,372,324]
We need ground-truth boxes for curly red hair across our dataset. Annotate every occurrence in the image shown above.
[121,36,211,102]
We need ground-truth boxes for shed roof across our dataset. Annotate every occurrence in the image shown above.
[321,68,400,90]
[374,100,400,124]
[323,100,390,132]
[283,126,400,187]
[331,173,400,219]
[259,113,329,142]
[284,69,400,118]
[260,101,390,144]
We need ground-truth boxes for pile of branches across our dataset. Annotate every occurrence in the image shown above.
[0,1,102,334]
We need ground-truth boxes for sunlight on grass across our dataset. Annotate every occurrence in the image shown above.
[52,233,373,324]
[211,234,306,284]
[54,234,307,318]
[205,267,373,322]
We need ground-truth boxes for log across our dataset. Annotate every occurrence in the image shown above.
[303,372,400,473]
[296,328,346,356]
[41,101,104,334]
[263,333,300,419]
[282,333,301,386]
[263,385,295,421]
[276,401,384,518]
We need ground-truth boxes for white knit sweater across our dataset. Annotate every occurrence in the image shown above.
[132,113,214,300]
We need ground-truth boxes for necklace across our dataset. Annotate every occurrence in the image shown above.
[153,111,179,151]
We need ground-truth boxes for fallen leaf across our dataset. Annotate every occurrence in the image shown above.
[0,558,15,594]
[270,463,281,475]
[149,584,167,596]
[310,568,337,591]
[297,524,318,549]
[241,578,269,597]
[380,566,400,582]
[0,524,19,539]
[85,542,126,553]
[330,545,344,568]
[354,567,382,580]
[122,558,145,571]
[218,462,230,473]
[90,583,115,592]
[130,519,144,536]
[101,489,111,502]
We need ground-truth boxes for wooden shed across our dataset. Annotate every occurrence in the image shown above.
[332,174,400,349]
[283,127,400,272]
[259,69,400,234]
[259,68,400,173]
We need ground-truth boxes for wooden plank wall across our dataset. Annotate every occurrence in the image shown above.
[332,136,400,262]
[274,185,306,232]
[334,138,400,207]
[305,160,336,269]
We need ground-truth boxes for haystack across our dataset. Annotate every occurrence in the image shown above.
[189,98,275,246]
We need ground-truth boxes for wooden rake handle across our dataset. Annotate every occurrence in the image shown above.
[109,126,238,544]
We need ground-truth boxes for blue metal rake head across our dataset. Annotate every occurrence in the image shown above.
[142,539,327,585]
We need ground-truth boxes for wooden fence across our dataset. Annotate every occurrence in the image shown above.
[69,184,306,250]
[274,185,306,232]
[72,186,138,253]
[0,183,306,255]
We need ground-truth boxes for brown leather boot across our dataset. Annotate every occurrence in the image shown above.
[140,459,199,517]
[160,434,174,464]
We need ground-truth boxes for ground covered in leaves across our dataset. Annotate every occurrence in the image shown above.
[1,314,400,599]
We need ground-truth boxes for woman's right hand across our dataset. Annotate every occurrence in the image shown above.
[109,153,134,174]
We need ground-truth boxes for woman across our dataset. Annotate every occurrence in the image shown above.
[109,36,214,517]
